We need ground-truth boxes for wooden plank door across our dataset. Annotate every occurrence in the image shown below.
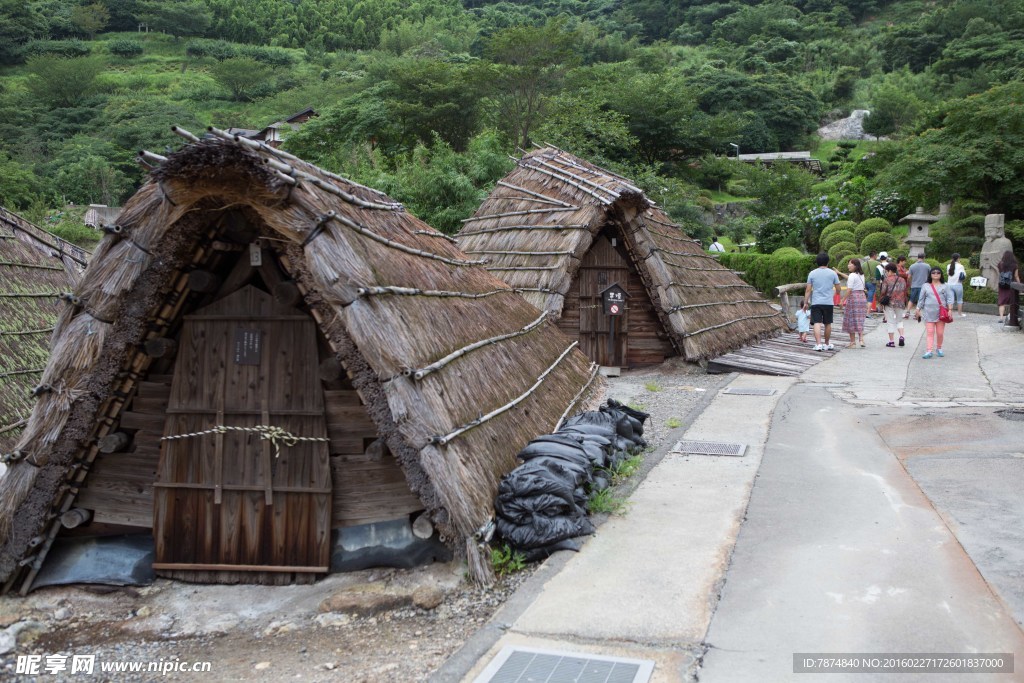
[573,235,629,366]
[154,285,331,579]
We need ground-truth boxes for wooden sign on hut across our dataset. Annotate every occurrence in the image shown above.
[0,132,602,594]
[458,148,786,367]
[0,207,88,460]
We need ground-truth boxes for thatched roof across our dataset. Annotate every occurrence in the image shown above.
[0,132,603,592]
[0,207,88,456]
[458,147,786,360]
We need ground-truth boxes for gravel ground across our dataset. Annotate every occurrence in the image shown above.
[0,363,726,682]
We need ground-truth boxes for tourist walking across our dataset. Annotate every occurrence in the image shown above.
[907,253,931,319]
[841,257,867,347]
[915,267,955,358]
[708,236,725,253]
[796,303,811,343]
[864,251,879,312]
[946,253,967,317]
[804,252,841,352]
[878,263,907,347]
[997,250,1020,323]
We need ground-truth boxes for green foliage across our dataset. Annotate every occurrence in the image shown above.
[736,163,816,218]
[820,230,856,252]
[137,0,212,39]
[665,417,682,429]
[773,247,803,257]
[70,3,110,40]
[490,543,526,576]
[0,154,47,210]
[718,252,817,294]
[22,39,92,59]
[860,232,898,255]
[107,39,143,58]
[964,286,997,304]
[587,488,627,515]
[862,86,922,138]
[855,217,892,245]
[819,220,857,241]
[210,57,276,101]
[644,382,662,392]
[0,0,49,64]
[755,215,803,254]
[609,454,643,482]
[828,241,858,265]
[26,55,104,107]
[864,190,908,224]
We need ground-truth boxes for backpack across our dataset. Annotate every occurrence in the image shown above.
[999,270,1013,289]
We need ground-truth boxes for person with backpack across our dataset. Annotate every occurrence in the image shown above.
[863,251,879,313]
[878,263,908,347]
[946,253,967,318]
[997,250,1020,323]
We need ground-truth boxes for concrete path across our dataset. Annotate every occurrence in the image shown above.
[440,314,1024,683]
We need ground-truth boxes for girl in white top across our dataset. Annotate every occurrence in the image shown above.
[946,253,967,317]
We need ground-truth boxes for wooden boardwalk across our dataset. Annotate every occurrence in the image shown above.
[707,311,881,377]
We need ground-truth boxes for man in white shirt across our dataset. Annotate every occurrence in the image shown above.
[709,236,725,252]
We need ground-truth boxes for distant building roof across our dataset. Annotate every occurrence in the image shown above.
[83,204,122,230]
[732,151,822,174]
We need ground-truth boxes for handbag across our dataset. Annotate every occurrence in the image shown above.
[932,283,953,323]
[879,281,891,307]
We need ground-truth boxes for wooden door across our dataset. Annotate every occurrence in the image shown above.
[563,235,629,366]
[153,285,331,580]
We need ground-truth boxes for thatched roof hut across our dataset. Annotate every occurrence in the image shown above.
[458,147,786,365]
[0,131,602,593]
[0,207,88,456]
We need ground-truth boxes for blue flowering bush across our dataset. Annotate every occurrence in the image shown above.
[802,194,850,236]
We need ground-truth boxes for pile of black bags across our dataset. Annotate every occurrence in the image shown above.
[494,400,650,560]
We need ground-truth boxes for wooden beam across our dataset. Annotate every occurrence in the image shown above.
[143,337,177,359]
[98,431,131,454]
[188,270,221,293]
[60,508,93,529]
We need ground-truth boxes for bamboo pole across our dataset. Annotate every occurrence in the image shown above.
[462,207,579,223]
[170,125,201,143]
[357,286,520,300]
[410,311,549,381]
[139,150,167,165]
[458,224,589,237]
[518,162,612,204]
[496,181,576,207]
[680,311,784,338]
[665,299,773,313]
[323,212,487,267]
[431,341,580,446]
[484,266,561,271]
[553,362,600,432]
[414,230,456,242]
[531,158,622,199]
[665,282,755,290]
[463,250,575,257]
[0,262,66,271]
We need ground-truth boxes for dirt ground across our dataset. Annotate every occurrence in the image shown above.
[0,365,721,682]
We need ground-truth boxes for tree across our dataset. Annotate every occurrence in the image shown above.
[210,57,275,102]
[480,17,580,149]
[25,56,104,108]
[532,94,638,168]
[47,135,136,206]
[879,82,1024,215]
[136,0,211,39]
[71,3,111,40]
[862,87,922,139]
[0,153,47,209]
[0,0,49,64]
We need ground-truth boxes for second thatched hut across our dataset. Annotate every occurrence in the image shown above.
[458,148,786,366]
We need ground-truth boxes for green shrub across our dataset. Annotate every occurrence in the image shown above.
[239,45,296,67]
[889,248,909,262]
[964,286,997,304]
[819,220,857,241]
[772,246,803,257]
[491,544,527,576]
[821,230,856,252]
[107,39,143,58]
[828,241,858,264]
[719,252,817,294]
[754,215,803,253]
[855,217,892,245]
[185,39,237,60]
[860,232,898,255]
[22,40,91,59]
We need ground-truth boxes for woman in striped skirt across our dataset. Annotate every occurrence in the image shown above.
[841,257,867,347]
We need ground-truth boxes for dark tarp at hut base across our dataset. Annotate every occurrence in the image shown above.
[0,132,604,594]
[458,147,786,366]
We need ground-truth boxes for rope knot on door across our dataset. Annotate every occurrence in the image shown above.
[161,424,329,458]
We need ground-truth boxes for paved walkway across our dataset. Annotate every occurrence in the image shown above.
[439,314,1024,683]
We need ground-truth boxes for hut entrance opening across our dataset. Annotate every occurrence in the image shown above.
[153,285,332,582]
[558,228,674,368]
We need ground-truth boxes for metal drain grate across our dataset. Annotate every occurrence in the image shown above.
[722,387,777,396]
[671,440,747,457]
[474,647,654,683]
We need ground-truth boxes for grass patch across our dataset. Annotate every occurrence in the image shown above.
[587,488,628,515]
[665,417,682,429]
[644,381,662,392]
[609,454,643,482]
[490,543,527,577]
[626,402,646,413]
[707,189,755,203]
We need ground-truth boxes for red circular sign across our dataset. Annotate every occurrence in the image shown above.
[609,304,620,314]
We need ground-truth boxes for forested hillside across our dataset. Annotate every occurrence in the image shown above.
[1,0,1022,259]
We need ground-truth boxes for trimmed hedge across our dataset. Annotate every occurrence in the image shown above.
[821,230,856,252]
[828,241,858,265]
[819,220,857,241]
[860,232,898,255]
[718,252,816,295]
[108,39,143,58]
[855,218,892,245]
[772,247,804,257]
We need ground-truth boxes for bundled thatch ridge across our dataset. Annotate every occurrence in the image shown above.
[0,207,88,456]
[0,132,602,592]
[458,147,786,360]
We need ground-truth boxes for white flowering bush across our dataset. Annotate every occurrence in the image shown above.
[864,190,908,224]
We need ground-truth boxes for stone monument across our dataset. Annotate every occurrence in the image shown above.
[980,213,1013,291]
[899,207,937,258]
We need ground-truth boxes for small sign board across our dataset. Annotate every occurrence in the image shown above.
[233,328,262,365]
[600,283,629,316]
[970,276,987,288]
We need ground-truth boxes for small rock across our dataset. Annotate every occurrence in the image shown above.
[323,663,336,671]
[135,606,151,618]
[313,613,351,628]
[53,607,72,621]
[412,586,444,610]
[254,661,271,671]
[318,589,410,616]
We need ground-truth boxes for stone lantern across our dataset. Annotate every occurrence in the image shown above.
[900,207,938,258]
